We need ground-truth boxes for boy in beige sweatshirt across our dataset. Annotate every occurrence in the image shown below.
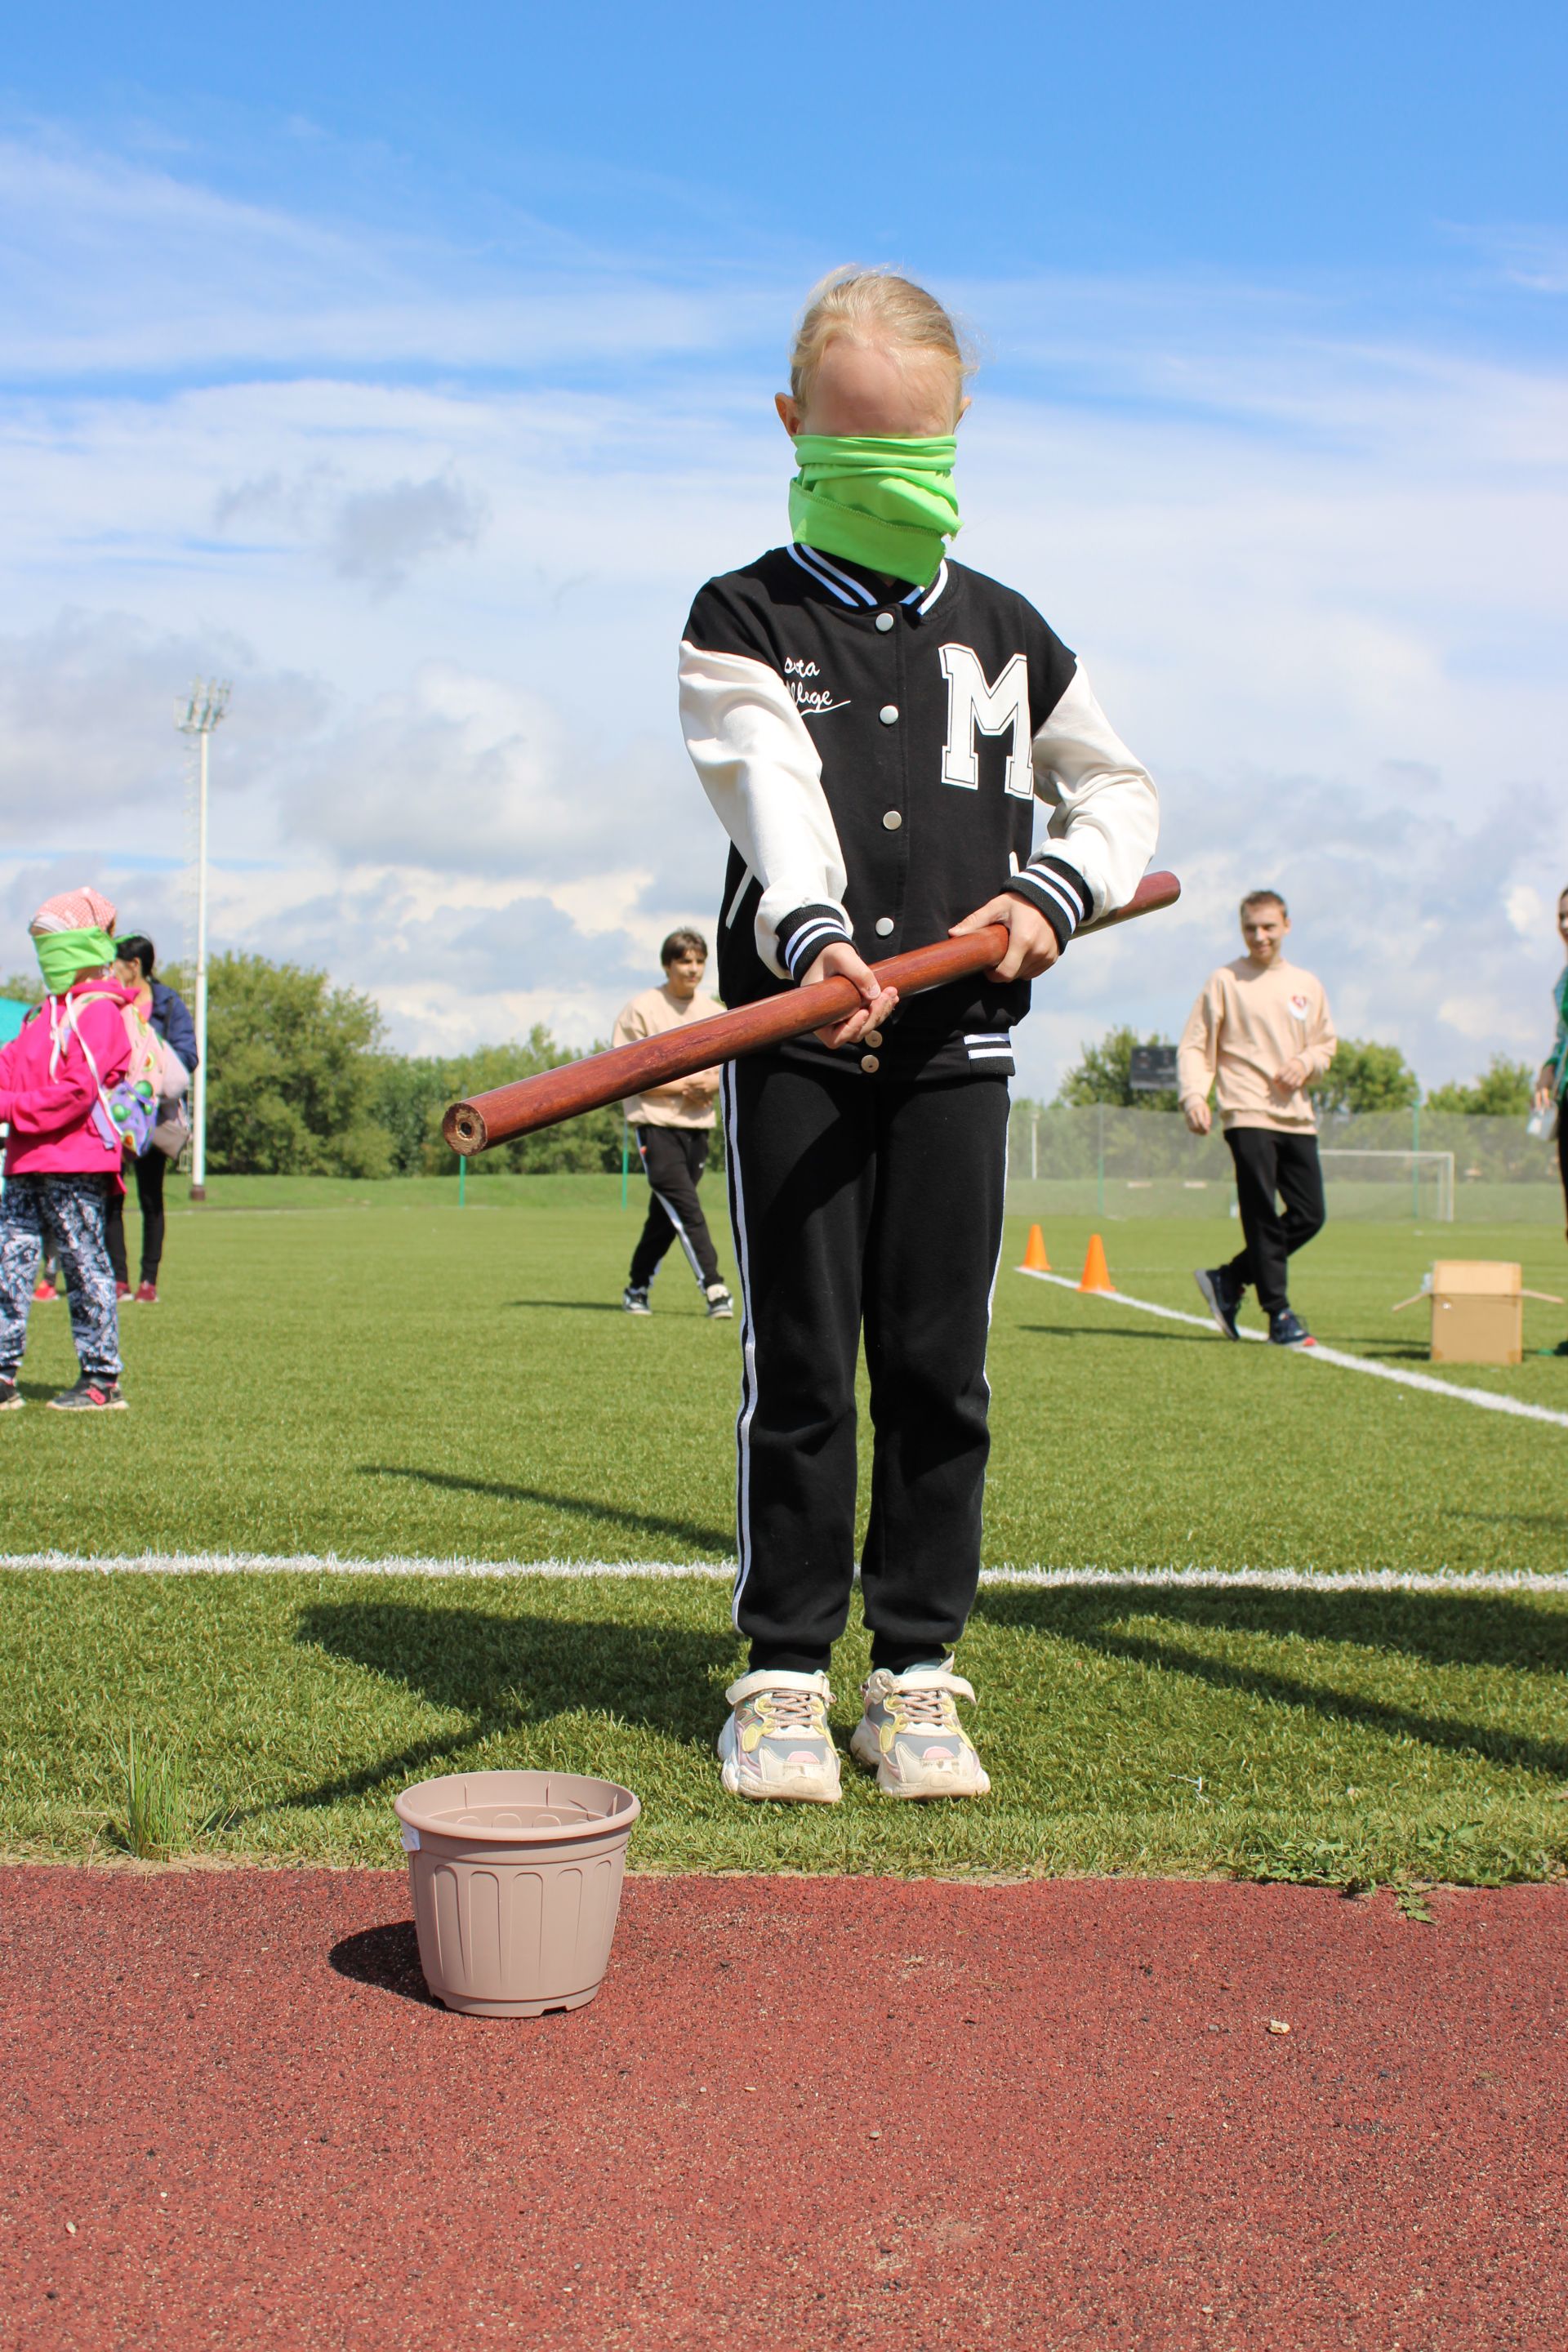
[613,928,734,1319]
[1177,889,1336,1347]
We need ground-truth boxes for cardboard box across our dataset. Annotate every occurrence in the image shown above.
[1429,1261,1521,1366]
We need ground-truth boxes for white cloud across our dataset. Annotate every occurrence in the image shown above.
[1456,224,1568,297]
[327,474,487,590]
[0,608,323,831]
[1507,883,1546,938]
[214,465,488,594]
[0,133,757,377]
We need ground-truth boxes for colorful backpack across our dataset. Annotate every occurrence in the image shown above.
[51,991,169,1158]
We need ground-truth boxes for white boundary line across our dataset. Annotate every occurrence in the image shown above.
[1016,1266,1568,1430]
[0,1552,733,1580]
[2,1553,1566,1593]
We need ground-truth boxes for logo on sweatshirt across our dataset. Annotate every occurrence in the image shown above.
[784,657,849,716]
[1290,993,1310,1018]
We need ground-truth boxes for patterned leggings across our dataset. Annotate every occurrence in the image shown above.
[0,1175,122,1381]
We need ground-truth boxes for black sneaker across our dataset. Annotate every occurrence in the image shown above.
[47,1376,127,1410]
[1268,1309,1314,1349]
[1193,1267,1242,1340]
[621,1285,652,1316]
[705,1285,735,1320]
[0,1378,23,1411]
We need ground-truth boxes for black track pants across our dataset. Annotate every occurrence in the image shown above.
[722,1056,1009,1676]
[1222,1126,1325,1315]
[105,1147,169,1286]
[629,1125,723,1293]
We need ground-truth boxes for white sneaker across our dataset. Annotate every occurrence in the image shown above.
[850,1662,991,1799]
[717,1669,841,1804]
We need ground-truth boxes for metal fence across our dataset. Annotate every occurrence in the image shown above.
[1004,1106,1562,1224]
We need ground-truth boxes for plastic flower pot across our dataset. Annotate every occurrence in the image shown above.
[394,1770,640,2017]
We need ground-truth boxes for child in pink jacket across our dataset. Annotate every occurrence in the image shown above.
[0,887,134,1410]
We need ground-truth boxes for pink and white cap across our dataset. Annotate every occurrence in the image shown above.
[29,884,118,938]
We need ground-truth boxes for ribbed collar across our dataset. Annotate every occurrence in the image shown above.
[786,541,950,618]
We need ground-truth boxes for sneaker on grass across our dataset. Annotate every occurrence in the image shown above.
[850,1663,991,1799]
[705,1284,734,1320]
[32,1281,57,1303]
[47,1376,127,1411]
[621,1285,652,1316]
[717,1669,840,1803]
[1268,1308,1314,1348]
[114,1281,134,1302]
[0,1378,22,1411]
[1193,1266,1241,1340]
[134,1281,158,1304]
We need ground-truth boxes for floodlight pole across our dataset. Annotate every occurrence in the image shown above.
[176,680,231,1202]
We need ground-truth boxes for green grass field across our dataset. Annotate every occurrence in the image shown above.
[2,1177,1565,1883]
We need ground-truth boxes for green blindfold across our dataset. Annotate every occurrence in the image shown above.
[788,433,960,588]
[34,927,115,996]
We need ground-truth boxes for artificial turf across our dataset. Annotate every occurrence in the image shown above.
[1,1178,1565,1882]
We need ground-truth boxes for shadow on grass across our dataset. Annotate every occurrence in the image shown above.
[970,1585,1568,1780]
[1016,1323,1214,1346]
[362,1464,731,1557]
[268,1598,734,1817]
[1446,1506,1568,1533]
[329,1920,439,2007]
[1326,1338,1439,1361]
[503,1299,635,1315]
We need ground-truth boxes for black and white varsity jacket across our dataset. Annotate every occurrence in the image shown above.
[679,542,1159,1080]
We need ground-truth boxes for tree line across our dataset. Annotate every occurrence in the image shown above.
[1054,1025,1537,1117]
[0,957,1539,1178]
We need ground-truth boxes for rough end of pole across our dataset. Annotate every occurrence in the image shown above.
[443,1102,487,1156]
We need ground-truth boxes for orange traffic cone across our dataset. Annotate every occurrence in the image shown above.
[1078,1233,1114,1294]
[1022,1223,1049,1272]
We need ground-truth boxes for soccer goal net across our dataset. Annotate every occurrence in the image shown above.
[1317,1149,1454,1223]
[1004,1107,1479,1222]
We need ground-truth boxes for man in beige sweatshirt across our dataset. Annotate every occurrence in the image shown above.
[1178,890,1337,1347]
[613,927,733,1319]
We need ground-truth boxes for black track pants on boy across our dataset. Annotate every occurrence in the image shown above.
[1222,1125,1325,1315]
[629,1125,723,1293]
[722,1054,1009,1677]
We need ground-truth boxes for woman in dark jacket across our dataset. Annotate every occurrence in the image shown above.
[105,934,198,1303]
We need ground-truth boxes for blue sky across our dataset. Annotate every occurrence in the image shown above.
[2,2,1565,1087]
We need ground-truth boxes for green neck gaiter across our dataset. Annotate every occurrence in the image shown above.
[34,928,114,996]
[788,433,960,587]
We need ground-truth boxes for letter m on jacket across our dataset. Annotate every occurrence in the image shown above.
[939,644,1032,799]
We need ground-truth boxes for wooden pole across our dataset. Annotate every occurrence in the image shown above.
[444,870,1182,1157]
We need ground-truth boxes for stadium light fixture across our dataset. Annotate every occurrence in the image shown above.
[175,679,231,1203]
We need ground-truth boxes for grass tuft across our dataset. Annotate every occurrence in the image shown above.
[121,1729,192,1860]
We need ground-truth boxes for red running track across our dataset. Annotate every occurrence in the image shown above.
[1,1869,1565,2351]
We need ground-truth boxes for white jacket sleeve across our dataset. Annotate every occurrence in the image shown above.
[1029,666,1160,920]
[679,639,851,982]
